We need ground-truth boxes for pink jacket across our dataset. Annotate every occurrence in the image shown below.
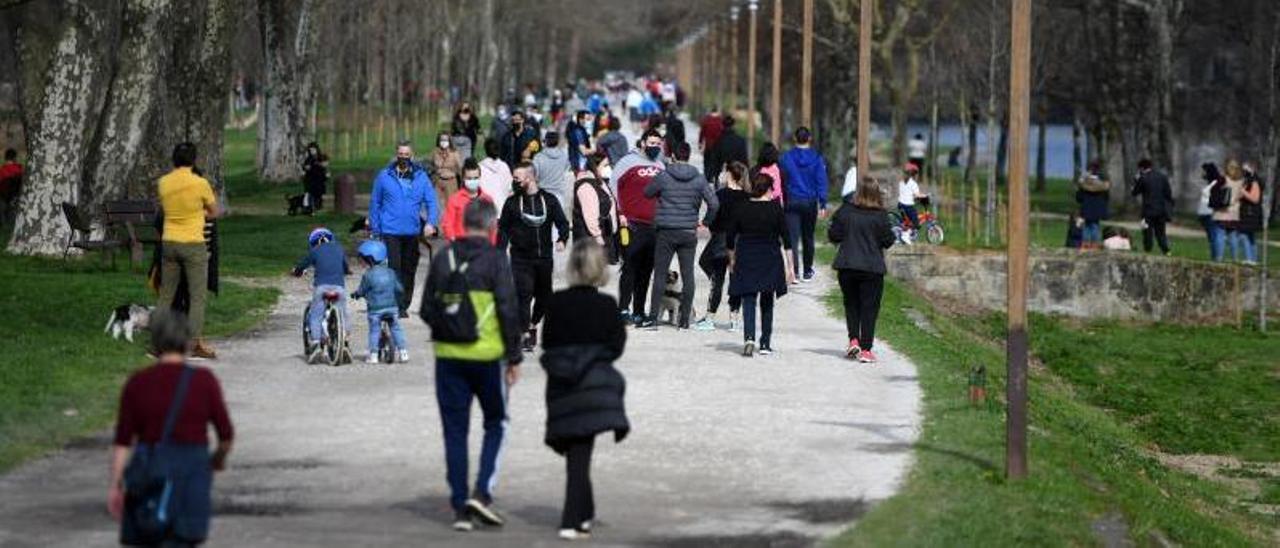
[760,164,784,204]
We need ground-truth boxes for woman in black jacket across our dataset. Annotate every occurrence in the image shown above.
[828,177,896,363]
[541,240,629,541]
[726,172,794,357]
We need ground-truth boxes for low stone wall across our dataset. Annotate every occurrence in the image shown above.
[885,247,1278,324]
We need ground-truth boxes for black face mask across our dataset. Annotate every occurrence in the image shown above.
[644,146,662,161]
[397,158,411,170]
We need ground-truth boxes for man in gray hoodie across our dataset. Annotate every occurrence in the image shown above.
[638,141,719,329]
[533,132,574,238]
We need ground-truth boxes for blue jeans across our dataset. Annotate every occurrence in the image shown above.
[1082,221,1102,243]
[898,204,920,230]
[741,292,775,347]
[308,285,348,340]
[367,308,406,354]
[1200,215,1224,261]
[1230,230,1257,263]
[436,358,508,511]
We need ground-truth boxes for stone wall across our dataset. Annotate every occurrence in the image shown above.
[886,248,1278,324]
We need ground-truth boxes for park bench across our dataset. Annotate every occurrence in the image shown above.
[60,201,123,268]
[102,199,159,270]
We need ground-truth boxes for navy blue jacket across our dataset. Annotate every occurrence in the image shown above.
[293,241,349,287]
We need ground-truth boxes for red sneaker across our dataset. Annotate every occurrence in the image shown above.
[858,349,877,363]
[846,339,860,358]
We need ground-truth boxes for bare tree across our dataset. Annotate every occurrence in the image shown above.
[257,0,321,182]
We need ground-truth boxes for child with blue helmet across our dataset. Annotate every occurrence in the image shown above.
[352,239,408,363]
[293,227,350,362]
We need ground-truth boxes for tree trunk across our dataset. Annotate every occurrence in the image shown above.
[478,0,498,112]
[545,27,558,94]
[963,99,978,185]
[567,29,581,84]
[8,0,122,255]
[257,0,319,183]
[83,0,174,211]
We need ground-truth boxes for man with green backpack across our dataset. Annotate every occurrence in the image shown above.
[419,199,523,533]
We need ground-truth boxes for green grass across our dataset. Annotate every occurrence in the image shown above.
[814,238,1274,542]
[0,256,277,471]
[0,121,396,472]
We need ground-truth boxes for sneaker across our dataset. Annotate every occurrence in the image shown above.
[465,497,505,526]
[522,329,537,352]
[802,270,816,282]
[846,339,860,358]
[396,349,409,363]
[692,317,717,331]
[559,528,590,540]
[743,340,756,357]
[636,318,659,330]
[727,312,739,330]
[192,340,217,360]
[758,345,773,356]
[307,343,323,364]
[858,349,878,363]
[452,510,474,532]
[366,355,379,365]
[619,310,635,325]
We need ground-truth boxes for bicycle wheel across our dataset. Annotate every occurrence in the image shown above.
[378,319,396,364]
[302,304,313,360]
[324,305,343,366]
[926,223,945,245]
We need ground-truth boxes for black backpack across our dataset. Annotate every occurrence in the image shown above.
[421,249,479,342]
[1208,181,1231,210]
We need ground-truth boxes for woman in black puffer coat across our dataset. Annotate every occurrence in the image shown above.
[540,239,629,540]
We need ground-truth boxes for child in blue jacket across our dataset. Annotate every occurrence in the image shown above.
[293,228,350,362]
[352,240,407,363]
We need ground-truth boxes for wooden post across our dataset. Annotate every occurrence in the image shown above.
[855,0,871,179]
[1006,0,1032,481]
[802,0,814,127]
[730,6,740,112]
[771,0,783,144]
[747,0,759,158]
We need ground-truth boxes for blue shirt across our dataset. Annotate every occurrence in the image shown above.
[293,241,349,287]
[369,161,439,237]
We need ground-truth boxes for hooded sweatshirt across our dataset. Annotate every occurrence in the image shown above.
[779,147,830,208]
[614,149,664,225]
[533,147,573,205]
[644,162,719,230]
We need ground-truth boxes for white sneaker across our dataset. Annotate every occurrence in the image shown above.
[559,528,590,540]
[397,349,410,363]
[366,355,379,365]
[692,317,716,331]
[727,312,740,331]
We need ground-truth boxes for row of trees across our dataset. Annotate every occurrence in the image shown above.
[0,0,715,255]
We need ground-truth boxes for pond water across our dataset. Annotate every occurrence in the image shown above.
[902,123,1077,179]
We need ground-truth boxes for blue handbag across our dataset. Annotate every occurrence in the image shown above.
[121,365,194,545]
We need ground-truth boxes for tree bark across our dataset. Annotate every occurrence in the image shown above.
[8,0,122,255]
[478,0,498,111]
[257,0,320,183]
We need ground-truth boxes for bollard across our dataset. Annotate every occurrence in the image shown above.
[335,173,356,214]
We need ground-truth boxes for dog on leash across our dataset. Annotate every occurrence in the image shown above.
[105,304,153,342]
[661,271,682,324]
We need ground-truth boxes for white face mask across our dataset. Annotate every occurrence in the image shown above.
[465,178,481,192]
[598,165,613,180]
[439,140,450,149]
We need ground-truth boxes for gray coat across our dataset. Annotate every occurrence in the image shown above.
[644,163,718,230]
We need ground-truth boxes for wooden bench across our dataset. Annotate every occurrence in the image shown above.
[61,201,123,268]
[102,199,159,269]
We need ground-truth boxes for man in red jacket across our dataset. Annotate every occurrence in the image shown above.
[612,129,665,324]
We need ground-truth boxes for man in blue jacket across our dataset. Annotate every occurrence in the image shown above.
[369,141,440,317]
[779,127,830,282]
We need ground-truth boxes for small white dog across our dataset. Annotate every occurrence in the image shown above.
[105,304,153,342]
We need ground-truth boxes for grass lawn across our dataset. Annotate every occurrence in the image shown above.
[0,121,397,472]
[814,236,1278,544]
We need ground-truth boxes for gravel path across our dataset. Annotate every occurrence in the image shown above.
[0,115,923,548]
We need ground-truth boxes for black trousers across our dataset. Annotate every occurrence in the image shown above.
[382,235,421,314]
[837,269,884,351]
[512,258,554,330]
[561,436,596,530]
[618,223,656,316]
[1142,216,1170,254]
[741,292,775,346]
[785,199,819,276]
[698,235,740,315]
[649,229,698,325]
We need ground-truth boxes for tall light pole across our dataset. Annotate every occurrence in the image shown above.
[855,0,871,179]
[801,0,814,127]
[1006,0,1032,480]
[730,5,740,113]
[770,0,783,144]
[747,0,759,157]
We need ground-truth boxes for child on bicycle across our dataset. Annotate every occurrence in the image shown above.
[896,163,928,245]
[352,240,408,364]
[293,227,350,362]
